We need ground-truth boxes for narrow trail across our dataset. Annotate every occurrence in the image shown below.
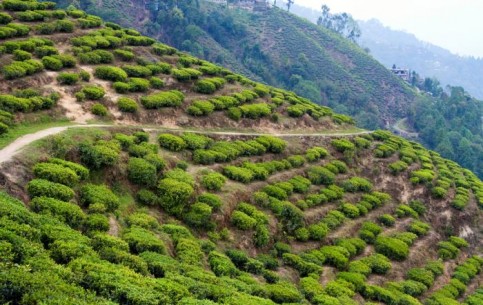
[0,123,372,164]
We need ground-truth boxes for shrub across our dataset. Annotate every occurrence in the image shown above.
[184,202,213,229]
[407,268,435,288]
[91,103,108,116]
[31,196,85,228]
[266,281,303,303]
[158,133,186,151]
[117,97,138,113]
[123,227,166,254]
[379,214,396,227]
[80,184,120,211]
[181,133,212,150]
[389,161,409,175]
[114,49,134,61]
[231,211,257,230]
[0,12,13,25]
[78,49,114,64]
[307,166,335,185]
[308,223,329,240]
[157,178,194,216]
[128,158,157,187]
[201,172,226,191]
[41,55,63,70]
[13,49,32,61]
[187,100,215,116]
[149,76,164,89]
[223,166,254,183]
[57,72,79,85]
[408,220,430,236]
[319,246,350,269]
[198,193,223,210]
[79,142,120,169]
[48,158,89,180]
[94,66,128,82]
[84,213,110,232]
[141,90,184,108]
[239,103,272,119]
[208,251,238,277]
[33,162,79,186]
[331,139,355,152]
[375,236,409,261]
[341,177,373,192]
[81,85,105,100]
[27,179,75,201]
[137,189,158,206]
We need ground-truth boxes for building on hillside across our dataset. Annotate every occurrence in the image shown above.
[391,65,410,82]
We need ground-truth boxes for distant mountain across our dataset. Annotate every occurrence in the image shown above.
[358,20,483,100]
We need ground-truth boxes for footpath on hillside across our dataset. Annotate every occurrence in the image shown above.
[0,124,372,164]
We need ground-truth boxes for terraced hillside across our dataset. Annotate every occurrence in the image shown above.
[0,2,482,305]
[0,0,354,140]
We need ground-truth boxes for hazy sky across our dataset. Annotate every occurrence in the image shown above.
[295,0,483,58]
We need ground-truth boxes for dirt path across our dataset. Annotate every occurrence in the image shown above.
[0,124,372,164]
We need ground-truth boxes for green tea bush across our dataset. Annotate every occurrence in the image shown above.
[149,76,164,89]
[128,158,157,187]
[0,12,13,25]
[331,139,355,152]
[172,68,202,82]
[184,202,213,229]
[113,49,134,61]
[181,133,212,150]
[339,203,360,218]
[31,196,85,228]
[117,97,138,113]
[223,166,254,183]
[375,236,409,261]
[308,223,329,240]
[123,226,166,254]
[80,184,120,211]
[378,214,396,227]
[408,220,430,236]
[389,161,409,175]
[201,172,226,191]
[84,213,110,232]
[94,66,128,82]
[407,267,435,288]
[187,100,215,116]
[307,166,335,185]
[122,64,152,77]
[48,158,89,180]
[79,49,114,64]
[342,177,373,192]
[27,178,75,201]
[91,103,108,116]
[239,103,272,119]
[231,211,257,230]
[158,133,186,151]
[141,90,184,108]
[13,49,32,61]
[305,147,329,162]
[81,85,105,100]
[157,178,194,215]
[56,72,79,85]
[79,141,120,169]
[282,253,322,276]
[208,251,239,277]
[136,189,158,206]
[319,246,350,269]
[33,162,79,186]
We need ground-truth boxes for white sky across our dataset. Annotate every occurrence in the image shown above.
[295,0,483,58]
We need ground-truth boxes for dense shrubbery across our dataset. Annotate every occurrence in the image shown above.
[117,97,138,113]
[27,178,75,201]
[80,184,120,211]
[375,236,409,261]
[141,90,184,109]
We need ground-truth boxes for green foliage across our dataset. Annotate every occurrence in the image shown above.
[123,226,166,254]
[81,85,105,100]
[208,251,238,277]
[341,177,373,192]
[157,178,194,215]
[158,133,187,151]
[27,178,75,201]
[91,103,108,116]
[94,65,128,82]
[128,157,157,187]
[31,196,85,228]
[375,236,409,261]
[33,162,79,186]
[307,166,335,185]
[331,139,355,152]
[223,166,254,184]
[80,184,120,211]
[117,97,138,113]
[141,90,185,108]
[201,172,226,191]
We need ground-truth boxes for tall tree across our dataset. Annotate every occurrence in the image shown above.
[317,4,360,43]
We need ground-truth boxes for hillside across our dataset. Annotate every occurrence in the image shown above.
[358,19,483,100]
[0,1,482,305]
[50,0,417,129]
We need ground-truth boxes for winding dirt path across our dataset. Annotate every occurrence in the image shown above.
[0,124,372,164]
